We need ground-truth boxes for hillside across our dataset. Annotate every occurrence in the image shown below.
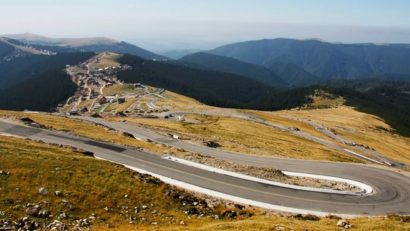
[209,38,410,83]
[0,135,231,229]
[268,61,321,87]
[117,54,279,108]
[0,50,94,90]
[0,70,77,111]
[0,49,94,111]
[1,120,407,230]
[0,39,15,57]
[4,33,165,60]
[77,41,166,60]
[327,80,410,136]
[179,52,287,87]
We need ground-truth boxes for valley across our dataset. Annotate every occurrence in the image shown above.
[1,32,410,230]
[52,52,410,166]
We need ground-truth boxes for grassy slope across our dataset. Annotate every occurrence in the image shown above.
[275,106,410,166]
[0,86,357,163]
[1,135,409,230]
[115,114,358,162]
[91,52,121,69]
[102,90,357,162]
[0,136,201,228]
[103,84,141,96]
[0,110,172,155]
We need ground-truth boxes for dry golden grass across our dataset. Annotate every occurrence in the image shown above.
[1,136,408,230]
[243,110,333,142]
[1,118,409,230]
[304,89,346,109]
[91,52,121,69]
[97,215,410,231]
[78,99,94,109]
[0,136,194,226]
[0,110,170,155]
[275,106,410,166]
[103,84,141,96]
[156,91,210,110]
[116,98,137,112]
[117,114,359,162]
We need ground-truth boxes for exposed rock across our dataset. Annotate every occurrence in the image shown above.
[77,150,94,157]
[38,209,51,218]
[20,117,47,129]
[20,117,35,123]
[0,170,10,176]
[25,205,41,217]
[222,210,237,219]
[203,140,221,148]
[137,174,161,185]
[60,200,73,209]
[290,127,300,131]
[337,219,352,229]
[38,187,48,195]
[0,219,13,230]
[58,212,68,220]
[115,111,127,117]
[292,214,320,221]
[122,132,136,139]
[14,217,40,230]
[47,220,68,231]
[91,113,102,118]
[76,218,90,227]
[54,191,63,197]
[88,214,97,221]
[184,207,199,215]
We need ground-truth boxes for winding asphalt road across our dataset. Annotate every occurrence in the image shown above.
[1,119,410,216]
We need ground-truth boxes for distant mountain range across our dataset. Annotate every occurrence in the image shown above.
[4,34,410,87]
[2,33,165,60]
[203,38,410,86]
[1,34,410,134]
[179,52,286,87]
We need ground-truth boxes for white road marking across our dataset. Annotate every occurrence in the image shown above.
[163,156,373,195]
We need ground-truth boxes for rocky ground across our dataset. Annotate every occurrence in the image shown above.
[0,169,256,231]
[177,153,361,193]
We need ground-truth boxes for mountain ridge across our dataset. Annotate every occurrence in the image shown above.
[209,38,410,82]
[3,33,165,60]
[179,52,287,87]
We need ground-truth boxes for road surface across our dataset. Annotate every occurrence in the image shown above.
[1,120,410,216]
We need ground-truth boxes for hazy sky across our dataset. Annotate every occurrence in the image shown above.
[1,0,410,51]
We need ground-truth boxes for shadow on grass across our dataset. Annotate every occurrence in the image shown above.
[342,93,410,138]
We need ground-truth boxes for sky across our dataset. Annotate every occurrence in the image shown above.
[1,0,410,51]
